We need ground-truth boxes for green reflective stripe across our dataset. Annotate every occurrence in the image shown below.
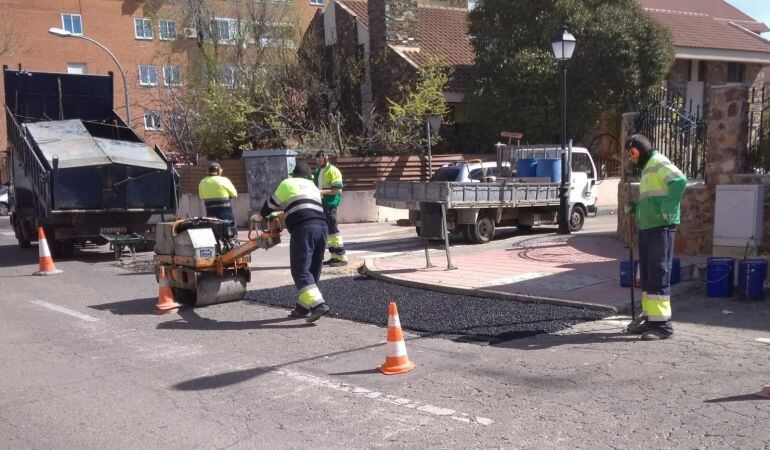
[639,189,668,200]
[298,284,324,308]
[327,233,344,248]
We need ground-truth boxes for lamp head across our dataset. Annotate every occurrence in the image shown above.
[48,27,73,37]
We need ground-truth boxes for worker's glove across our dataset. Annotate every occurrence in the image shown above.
[624,201,637,215]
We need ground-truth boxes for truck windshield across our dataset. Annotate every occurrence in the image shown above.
[431,166,464,182]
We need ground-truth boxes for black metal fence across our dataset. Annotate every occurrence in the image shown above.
[747,85,770,174]
[587,132,621,180]
[632,89,707,180]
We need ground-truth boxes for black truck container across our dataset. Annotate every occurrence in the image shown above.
[4,67,177,257]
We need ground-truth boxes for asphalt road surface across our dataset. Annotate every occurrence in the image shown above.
[4,214,769,449]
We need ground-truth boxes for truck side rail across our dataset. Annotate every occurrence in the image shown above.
[374,180,560,209]
[5,106,51,214]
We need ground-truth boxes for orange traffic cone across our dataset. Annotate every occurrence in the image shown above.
[379,302,415,375]
[757,384,770,398]
[33,227,62,276]
[155,266,181,315]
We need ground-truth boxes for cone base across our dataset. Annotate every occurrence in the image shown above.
[34,269,63,276]
[379,360,415,375]
[756,386,770,399]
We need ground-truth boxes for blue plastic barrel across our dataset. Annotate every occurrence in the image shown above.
[535,158,562,183]
[516,159,538,178]
[620,260,638,287]
[706,257,735,298]
[671,258,681,285]
[737,259,768,301]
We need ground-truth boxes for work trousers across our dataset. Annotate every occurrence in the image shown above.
[205,205,235,223]
[638,226,676,332]
[323,205,347,262]
[290,221,328,310]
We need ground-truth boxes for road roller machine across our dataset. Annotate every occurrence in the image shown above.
[153,217,281,306]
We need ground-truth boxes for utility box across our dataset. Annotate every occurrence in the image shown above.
[713,184,764,258]
[242,150,297,212]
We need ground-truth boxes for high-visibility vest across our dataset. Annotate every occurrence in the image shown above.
[264,177,326,232]
[636,151,687,231]
[314,163,344,208]
[199,176,238,201]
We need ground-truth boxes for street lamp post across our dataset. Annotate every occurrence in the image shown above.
[551,26,576,235]
[48,27,131,126]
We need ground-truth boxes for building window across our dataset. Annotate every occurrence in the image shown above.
[139,65,158,86]
[214,18,238,44]
[727,62,745,83]
[163,66,181,86]
[260,24,295,48]
[159,20,177,40]
[310,0,325,5]
[134,18,153,40]
[67,63,87,75]
[144,110,162,131]
[218,64,236,87]
[61,14,83,36]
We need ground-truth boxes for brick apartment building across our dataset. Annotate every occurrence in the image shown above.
[0,0,326,180]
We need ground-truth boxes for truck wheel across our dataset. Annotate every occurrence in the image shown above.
[467,215,496,244]
[59,240,75,258]
[569,206,586,232]
[415,226,421,237]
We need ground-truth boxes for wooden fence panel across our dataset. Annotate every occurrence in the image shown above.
[178,154,495,193]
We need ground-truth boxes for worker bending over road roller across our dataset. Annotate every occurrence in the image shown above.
[254,162,331,323]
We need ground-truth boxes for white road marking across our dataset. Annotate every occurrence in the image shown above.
[30,300,99,322]
[0,231,15,236]
[755,338,770,345]
[273,368,493,426]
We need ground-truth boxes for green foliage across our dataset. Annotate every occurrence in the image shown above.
[468,0,674,144]
[191,83,255,159]
[380,60,451,153]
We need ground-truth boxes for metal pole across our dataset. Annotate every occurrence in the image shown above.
[75,35,131,125]
[557,61,571,234]
[426,120,433,181]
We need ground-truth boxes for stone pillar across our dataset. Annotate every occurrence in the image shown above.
[705,85,750,188]
[675,85,750,255]
[616,112,638,246]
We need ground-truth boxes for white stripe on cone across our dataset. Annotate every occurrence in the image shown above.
[388,314,401,328]
[387,340,408,358]
[39,238,52,258]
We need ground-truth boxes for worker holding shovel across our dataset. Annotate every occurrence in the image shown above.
[625,134,687,341]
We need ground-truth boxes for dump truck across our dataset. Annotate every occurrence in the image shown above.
[4,67,177,257]
[374,144,598,243]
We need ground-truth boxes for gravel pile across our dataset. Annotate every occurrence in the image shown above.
[246,276,611,344]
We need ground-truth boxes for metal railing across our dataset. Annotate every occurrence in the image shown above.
[747,85,770,174]
[5,106,52,214]
[632,89,707,180]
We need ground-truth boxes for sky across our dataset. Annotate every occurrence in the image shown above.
[725,0,770,39]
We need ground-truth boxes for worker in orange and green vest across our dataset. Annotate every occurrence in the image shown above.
[624,134,687,341]
[313,150,348,267]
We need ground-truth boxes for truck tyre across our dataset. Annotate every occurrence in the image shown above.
[569,206,586,232]
[466,214,496,244]
[59,240,75,258]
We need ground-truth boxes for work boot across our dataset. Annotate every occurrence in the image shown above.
[288,305,310,319]
[326,259,348,267]
[625,317,649,334]
[306,303,330,323]
[640,329,674,341]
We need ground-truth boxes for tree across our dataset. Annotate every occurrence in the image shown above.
[468,0,674,145]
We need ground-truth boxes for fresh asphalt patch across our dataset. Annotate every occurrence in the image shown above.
[246,276,611,344]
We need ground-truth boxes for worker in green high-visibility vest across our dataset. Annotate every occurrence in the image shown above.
[625,134,687,341]
[313,150,348,267]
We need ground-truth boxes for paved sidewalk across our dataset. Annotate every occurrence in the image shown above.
[365,231,697,312]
